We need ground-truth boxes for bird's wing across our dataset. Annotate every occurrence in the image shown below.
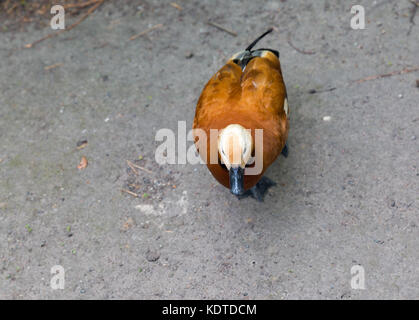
[239,51,289,166]
[240,51,288,122]
[193,61,242,130]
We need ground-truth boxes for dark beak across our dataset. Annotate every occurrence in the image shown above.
[229,167,244,196]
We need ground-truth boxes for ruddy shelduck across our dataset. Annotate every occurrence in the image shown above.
[193,29,289,201]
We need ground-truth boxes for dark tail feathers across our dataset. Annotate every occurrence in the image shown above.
[245,28,274,51]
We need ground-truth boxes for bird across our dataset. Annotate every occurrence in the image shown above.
[193,28,289,201]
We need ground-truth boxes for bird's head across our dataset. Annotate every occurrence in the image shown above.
[218,124,253,196]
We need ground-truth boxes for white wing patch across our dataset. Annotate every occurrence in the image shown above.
[229,50,246,61]
[284,98,289,117]
[261,50,270,58]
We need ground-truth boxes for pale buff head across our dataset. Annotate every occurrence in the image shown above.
[218,124,253,170]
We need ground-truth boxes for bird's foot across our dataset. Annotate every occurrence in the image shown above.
[237,176,276,202]
[281,142,288,158]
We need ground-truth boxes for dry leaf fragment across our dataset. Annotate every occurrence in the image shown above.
[122,217,135,231]
[76,140,88,149]
[77,156,88,170]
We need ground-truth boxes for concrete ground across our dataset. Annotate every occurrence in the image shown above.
[0,0,418,299]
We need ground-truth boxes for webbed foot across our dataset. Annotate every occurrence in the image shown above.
[237,176,276,202]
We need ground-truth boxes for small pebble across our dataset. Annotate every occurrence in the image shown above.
[146,250,160,262]
[398,94,403,98]
[76,140,88,147]
[323,116,331,121]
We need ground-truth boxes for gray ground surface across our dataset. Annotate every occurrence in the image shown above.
[0,0,418,299]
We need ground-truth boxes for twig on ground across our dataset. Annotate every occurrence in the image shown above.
[129,24,163,41]
[287,32,316,55]
[354,66,419,83]
[64,0,101,9]
[24,0,104,49]
[6,3,18,14]
[121,189,139,198]
[44,63,63,70]
[170,2,183,11]
[207,21,237,37]
[127,160,154,175]
[126,160,139,176]
[310,66,419,94]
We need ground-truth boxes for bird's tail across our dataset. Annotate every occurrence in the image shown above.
[229,28,278,70]
[245,28,274,51]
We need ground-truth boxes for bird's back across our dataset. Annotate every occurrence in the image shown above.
[193,49,289,190]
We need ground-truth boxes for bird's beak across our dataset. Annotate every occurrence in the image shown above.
[229,166,244,196]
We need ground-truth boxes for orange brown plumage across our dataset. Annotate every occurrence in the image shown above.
[193,31,289,196]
